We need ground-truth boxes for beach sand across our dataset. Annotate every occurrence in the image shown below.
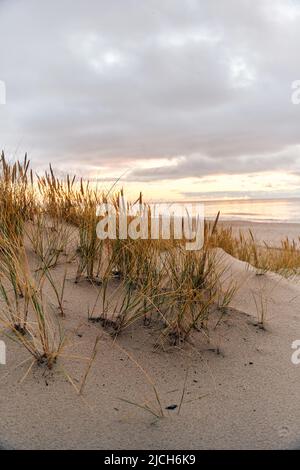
[1,221,300,450]
[220,220,300,246]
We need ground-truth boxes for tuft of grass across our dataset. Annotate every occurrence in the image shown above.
[252,289,268,330]
[210,222,300,277]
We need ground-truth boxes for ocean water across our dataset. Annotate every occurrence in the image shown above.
[202,198,300,223]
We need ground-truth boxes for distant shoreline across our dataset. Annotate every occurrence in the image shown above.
[215,218,300,225]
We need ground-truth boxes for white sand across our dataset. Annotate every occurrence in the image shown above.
[1,222,300,449]
[220,220,300,246]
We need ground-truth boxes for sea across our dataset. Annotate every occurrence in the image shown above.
[202,198,300,223]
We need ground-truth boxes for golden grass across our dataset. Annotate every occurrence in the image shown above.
[209,224,300,276]
[0,152,299,369]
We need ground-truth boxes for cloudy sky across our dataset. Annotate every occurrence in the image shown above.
[1,0,300,200]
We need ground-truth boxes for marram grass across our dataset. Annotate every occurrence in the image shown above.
[0,153,299,368]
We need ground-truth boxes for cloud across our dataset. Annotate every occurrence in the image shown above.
[180,190,300,200]
[127,147,300,181]
[0,0,300,184]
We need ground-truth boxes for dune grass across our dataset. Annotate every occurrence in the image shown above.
[209,224,300,276]
[0,152,299,369]
[0,228,65,368]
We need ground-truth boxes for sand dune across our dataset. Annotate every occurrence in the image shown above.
[1,240,300,450]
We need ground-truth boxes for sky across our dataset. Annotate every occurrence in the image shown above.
[0,0,300,201]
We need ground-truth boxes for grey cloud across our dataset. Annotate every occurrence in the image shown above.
[0,0,300,180]
[127,150,300,181]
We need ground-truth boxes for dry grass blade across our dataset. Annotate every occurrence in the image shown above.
[79,335,100,395]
